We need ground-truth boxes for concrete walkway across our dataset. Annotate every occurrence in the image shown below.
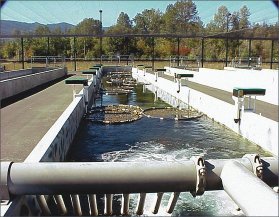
[0,73,82,162]
[160,73,278,122]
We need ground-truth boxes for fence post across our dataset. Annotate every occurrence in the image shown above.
[201,37,204,68]
[152,37,155,71]
[270,40,274,69]
[177,37,180,67]
[74,37,77,71]
[21,37,24,69]
[125,37,129,65]
[248,39,252,59]
[47,37,50,56]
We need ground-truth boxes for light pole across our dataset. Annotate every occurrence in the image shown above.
[225,13,231,67]
[99,9,103,64]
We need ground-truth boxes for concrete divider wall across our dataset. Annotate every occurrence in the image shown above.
[24,69,100,162]
[24,95,85,162]
[0,67,67,100]
[133,68,278,156]
[0,67,55,81]
[1,94,87,216]
[165,67,278,105]
[0,69,32,81]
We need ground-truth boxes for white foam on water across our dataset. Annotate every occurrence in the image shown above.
[101,141,244,216]
[101,141,207,162]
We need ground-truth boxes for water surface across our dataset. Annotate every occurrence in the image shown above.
[66,83,270,216]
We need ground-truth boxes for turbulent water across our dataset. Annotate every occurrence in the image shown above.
[66,83,270,216]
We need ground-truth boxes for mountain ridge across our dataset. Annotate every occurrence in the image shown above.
[0,20,75,35]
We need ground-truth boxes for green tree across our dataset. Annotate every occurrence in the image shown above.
[134,9,162,33]
[162,0,202,34]
[117,12,133,29]
[73,18,101,58]
[205,6,231,60]
[31,25,51,56]
[106,12,134,55]
[3,41,18,59]
[206,5,230,32]
[239,5,250,29]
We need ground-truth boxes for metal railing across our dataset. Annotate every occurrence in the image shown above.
[100,55,133,66]
[230,57,262,69]
[169,55,200,69]
[30,56,65,68]
[1,154,278,216]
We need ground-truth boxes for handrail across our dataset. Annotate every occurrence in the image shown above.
[1,156,278,216]
[1,157,277,197]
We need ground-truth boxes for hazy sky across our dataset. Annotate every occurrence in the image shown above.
[1,1,278,27]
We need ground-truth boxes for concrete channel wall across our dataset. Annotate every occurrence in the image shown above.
[165,67,278,105]
[0,67,67,100]
[133,68,278,157]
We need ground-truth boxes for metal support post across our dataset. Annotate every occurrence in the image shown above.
[177,78,181,93]
[47,37,50,56]
[221,160,278,216]
[225,13,231,67]
[152,192,163,214]
[177,37,180,67]
[232,95,244,124]
[84,86,89,113]
[136,193,146,215]
[121,194,130,215]
[143,84,146,93]
[74,37,77,71]
[104,194,113,215]
[248,39,252,62]
[36,195,51,216]
[270,40,274,69]
[99,10,103,64]
[71,194,82,216]
[201,38,204,68]
[155,71,158,82]
[125,37,129,65]
[88,194,98,216]
[54,195,67,215]
[152,37,155,71]
[166,192,180,213]
[21,37,24,69]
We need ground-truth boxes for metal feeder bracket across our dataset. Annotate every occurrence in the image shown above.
[190,156,206,197]
[243,154,263,179]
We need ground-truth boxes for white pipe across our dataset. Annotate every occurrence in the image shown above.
[221,160,278,216]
